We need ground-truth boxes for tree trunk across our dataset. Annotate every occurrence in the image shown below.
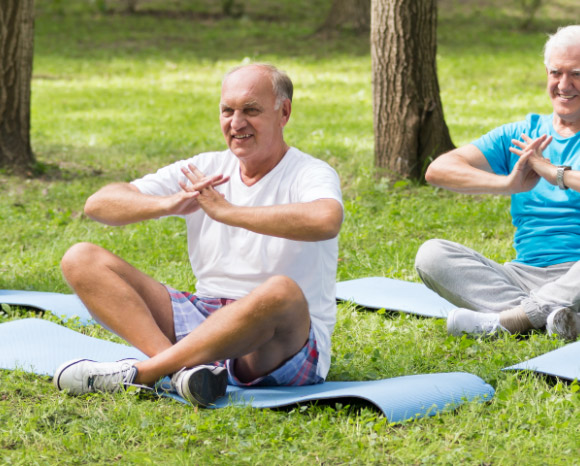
[0,0,35,172]
[371,0,453,180]
[318,0,371,34]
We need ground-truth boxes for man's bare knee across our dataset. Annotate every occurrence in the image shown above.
[61,242,107,284]
[262,275,306,309]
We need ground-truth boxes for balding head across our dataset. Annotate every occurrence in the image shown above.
[223,63,293,110]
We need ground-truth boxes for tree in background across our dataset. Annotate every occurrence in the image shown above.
[371,0,454,180]
[0,0,35,172]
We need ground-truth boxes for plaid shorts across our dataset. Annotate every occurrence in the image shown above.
[167,286,324,387]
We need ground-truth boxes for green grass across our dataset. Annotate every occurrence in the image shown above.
[1,0,580,463]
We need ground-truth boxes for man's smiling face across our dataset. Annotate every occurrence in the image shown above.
[547,45,580,125]
[219,66,290,166]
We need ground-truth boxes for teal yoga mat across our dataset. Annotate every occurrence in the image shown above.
[336,277,455,318]
[0,319,494,423]
[504,340,580,381]
[0,289,92,323]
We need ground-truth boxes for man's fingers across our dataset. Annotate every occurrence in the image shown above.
[178,180,192,192]
[513,152,528,167]
[212,176,230,188]
[187,163,207,179]
[509,146,523,157]
[181,164,211,184]
[178,181,201,197]
[180,166,199,187]
[518,133,547,147]
[195,175,222,191]
[540,135,553,151]
[181,163,229,190]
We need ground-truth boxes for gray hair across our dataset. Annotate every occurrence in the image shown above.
[223,63,293,109]
[544,25,580,66]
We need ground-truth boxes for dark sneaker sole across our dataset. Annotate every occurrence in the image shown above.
[185,367,228,406]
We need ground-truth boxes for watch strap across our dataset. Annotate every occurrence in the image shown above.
[556,166,571,190]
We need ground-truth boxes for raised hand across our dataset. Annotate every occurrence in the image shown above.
[509,134,556,186]
[178,164,231,219]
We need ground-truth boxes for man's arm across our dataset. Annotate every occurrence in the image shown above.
[180,164,343,241]
[425,144,540,195]
[560,169,580,192]
[205,198,343,241]
[85,173,228,226]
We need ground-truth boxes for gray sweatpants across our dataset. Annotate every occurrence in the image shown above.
[414,239,580,329]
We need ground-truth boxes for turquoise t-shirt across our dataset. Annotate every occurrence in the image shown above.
[472,113,580,267]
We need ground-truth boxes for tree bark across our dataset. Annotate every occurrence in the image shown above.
[318,0,371,34]
[0,0,35,172]
[371,0,453,180]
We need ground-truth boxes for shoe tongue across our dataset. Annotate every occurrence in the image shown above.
[123,366,138,385]
[89,364,135,392]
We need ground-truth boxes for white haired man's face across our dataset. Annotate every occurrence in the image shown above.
[546,45,580,124]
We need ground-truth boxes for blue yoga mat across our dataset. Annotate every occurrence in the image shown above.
[336,277,455,318]
[504,340,580,381]
[0,319,494,423]
[0,289,93,324]
[2,279,456,324]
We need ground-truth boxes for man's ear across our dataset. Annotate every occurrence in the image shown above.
[280,99,292,127]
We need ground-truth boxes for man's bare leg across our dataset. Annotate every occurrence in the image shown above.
[62,244,310,386]
[133,275,311,385]
[61,242,175,356]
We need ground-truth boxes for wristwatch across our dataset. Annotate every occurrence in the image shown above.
[556,165,571,190]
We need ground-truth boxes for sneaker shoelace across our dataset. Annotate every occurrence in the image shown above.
[87,363,137,392]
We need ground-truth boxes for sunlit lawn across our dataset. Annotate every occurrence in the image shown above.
[0,0,579,463]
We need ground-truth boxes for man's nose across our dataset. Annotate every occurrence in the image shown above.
[558,73,572,91]
[231,110,247,130]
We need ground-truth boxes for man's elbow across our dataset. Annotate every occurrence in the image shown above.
[424,164,438,186]
[424,155,451,187]
[83,194,100,220]
[84,192,119,225]
[321,221,342,240]
[317,205,343,240]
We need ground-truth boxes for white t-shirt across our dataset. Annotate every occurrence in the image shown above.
[131,147,343,379]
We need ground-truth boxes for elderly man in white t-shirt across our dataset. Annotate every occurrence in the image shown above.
[53,64,344,406]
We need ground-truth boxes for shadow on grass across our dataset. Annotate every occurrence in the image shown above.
[34,11,371,63]
[0,161,103,182]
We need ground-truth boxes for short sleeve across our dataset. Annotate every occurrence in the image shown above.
[294,159,343,206]
[131,160,189,197]
[471,121,526,176]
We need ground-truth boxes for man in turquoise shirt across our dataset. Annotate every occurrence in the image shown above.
[415,25,580,341]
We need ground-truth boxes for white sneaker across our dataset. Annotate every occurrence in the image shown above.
[447,308,508,337]
[53,358,139,395]
[546,308,579,342]
[171,365,228,407]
